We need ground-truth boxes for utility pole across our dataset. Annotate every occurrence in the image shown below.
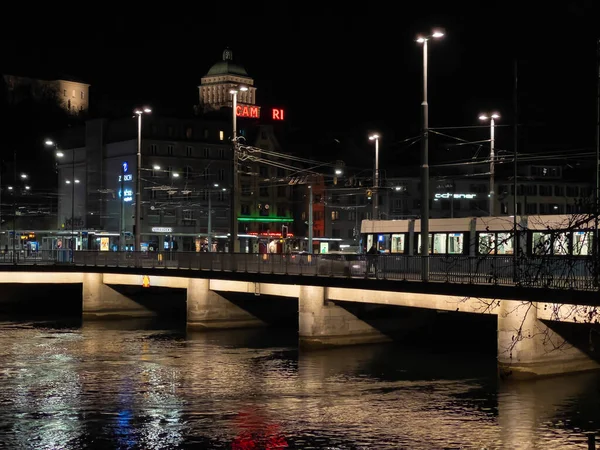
[208,190,212,252]
[120,163,124,250]
[308,185,313,253]
[595,38,600,281]
[12,149,16,263]
[513,59,519,282]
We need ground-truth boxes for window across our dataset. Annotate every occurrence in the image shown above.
[167,145,174,156]
[72,89,75,98]
[259,166,269,178]
[184,166,193,180]
[166,166,173,178]
[553,232,569,255]
[496,233,514,255]
[183,210,193,221]
[539,185,552,196]
[218,169,225,181]
[277,167,285,177]
[532,232,551,255]
[417,234,433,254]
[478,233,495,255]
[332,229,340,238]
[80,91,84,99]
[524,185,537,196]
[259,205,269,216]
[348,228,355,239]
[391,234,405,253]
[168,126,174,137]
[432,234,447,254]
[63,89,67,97]
[259,186,269,197]
[202,148,209,158]
[218,191,226,202]
[241,204,250,215]
[447,233,464,254]
[567,186,579,197]
[526,203,537,214]
[203,129,209,139]
[554,185,564,196]
[314,211,323,221]
[150,144,158,155]
[331,211,339,221]
[573,231,592,255]
[301,212,306,221]
[277,186,287,197]
[185,127,193,139]
[348,211,357,221]
[218,148,224,159]
[186,146,194,157]
[242,184,251,196]
[219,130,224,141]
[277,204,287,217]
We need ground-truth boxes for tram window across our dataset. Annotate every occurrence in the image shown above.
[433,233,447,254]
[377,234,390,253]
[447,233,464,254]
[478,233,495,255]
[417,234,433,254]
[573,231,592,255]
[391,234,405,254]
[366,234,374,252]
[532,232,551,255]
[553,232,569,255]
[496,233,514,255]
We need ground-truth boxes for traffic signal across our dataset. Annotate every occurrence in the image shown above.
[282,225,288,239]
[366,189,373,200]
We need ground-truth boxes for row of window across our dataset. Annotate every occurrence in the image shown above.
[149,145,227,158]
[148,124,229,142]
[151,166,227,181]
[147,190,228,201]
[498,184,592,198]
[242,185,289,197]
[240,204,288,217]
[364,231,593,256]
[63,89,85,99]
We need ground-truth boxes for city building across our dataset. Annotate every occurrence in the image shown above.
[2,74,90,114]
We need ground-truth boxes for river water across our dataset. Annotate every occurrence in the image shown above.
[0,318,599,449]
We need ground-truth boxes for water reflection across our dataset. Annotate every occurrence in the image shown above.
[0,319,598,449]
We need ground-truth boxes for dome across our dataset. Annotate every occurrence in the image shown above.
[205,48,249,77]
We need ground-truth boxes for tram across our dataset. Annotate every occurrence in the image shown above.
[360,215,595,258]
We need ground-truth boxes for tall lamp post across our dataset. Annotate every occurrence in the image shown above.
[416,28,444,282]
[133,107,152,252]
[229,85,248,253]
[45,139,77,254]
[479,113,500,216]
[368,134,380,220]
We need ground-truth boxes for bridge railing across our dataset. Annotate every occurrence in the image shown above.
[68,251,598,291]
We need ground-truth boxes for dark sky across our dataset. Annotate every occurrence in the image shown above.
[2,3,599,168]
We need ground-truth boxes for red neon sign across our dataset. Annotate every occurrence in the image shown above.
[272,108,284,120]
[236,105,260,118]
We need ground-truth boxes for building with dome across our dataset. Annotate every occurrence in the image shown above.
[199,48,256,113]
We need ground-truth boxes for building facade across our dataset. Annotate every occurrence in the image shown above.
[3,74,90,114]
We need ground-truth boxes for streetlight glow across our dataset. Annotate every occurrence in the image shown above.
[479,115,488,120]
[25,186,30,190]
[369,134,379,140]
[416,36,425,43]
[213,183,219,187]
[45,140,54,146]
[173,173,180,178]
[7,186,13,190]
[143,107,152,113]
[229,89,238,94]
[239,86,249,92]
[153,165,161,170]
[74,179,80,184]
[335,169,342,175]
[432,29,445,38]
[66,180,71,184]
[56,151,64,157]
[491,113,500,119]
[20,173,27,179]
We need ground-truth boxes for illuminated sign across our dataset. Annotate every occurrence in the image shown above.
[151,227,173,233]
[119,189,133,202]
[236,104,260,118]
[272,108,285,120]
[122,162,128,173]
[435,193,477,199]
[118,174,133,182]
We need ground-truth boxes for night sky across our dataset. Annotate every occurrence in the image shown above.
[2,4,599,172]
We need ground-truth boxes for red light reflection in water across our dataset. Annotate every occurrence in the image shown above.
[231,409,288,449]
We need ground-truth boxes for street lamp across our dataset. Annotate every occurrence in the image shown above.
[479,113,500,216]
[134,106,152,252]
[369,134,380,219]
[229,85,248,253]
[46,139,77,254]
[416,28,444,282]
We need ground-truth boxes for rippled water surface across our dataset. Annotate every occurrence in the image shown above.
[0,318,599,449]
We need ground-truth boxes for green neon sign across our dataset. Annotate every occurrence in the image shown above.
[237,217,293,222]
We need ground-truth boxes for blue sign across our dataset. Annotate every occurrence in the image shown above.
[122,162,128,173]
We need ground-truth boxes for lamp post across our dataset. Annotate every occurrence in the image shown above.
[133,107,152,252]
[479,113,500,216]
[416,28,444,282]
[46,139,75,253]
[369,134,380,219]
[229,85,248,253]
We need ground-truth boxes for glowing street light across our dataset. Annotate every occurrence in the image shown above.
[133,106,152,251]
[369,133,380,219]
[416,28,445,282]
[479,112,500,216]
[153,165,161,170]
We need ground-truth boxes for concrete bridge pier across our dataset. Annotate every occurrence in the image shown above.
[82,273,155,319]
[497,300,598,379]
[299,285,391,349]
[187,278,266,330]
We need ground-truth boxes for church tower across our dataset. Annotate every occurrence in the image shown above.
[199,48,256,112]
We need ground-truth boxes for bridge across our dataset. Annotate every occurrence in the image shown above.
[1,250,599,379]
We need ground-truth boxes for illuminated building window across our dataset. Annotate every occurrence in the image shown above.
[63,89,67,97]
[331,211,339,221]
[72,89,75,98]
[219,130,224,141]
[81,91,84,99]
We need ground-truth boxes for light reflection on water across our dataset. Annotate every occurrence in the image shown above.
[0,319,598,449]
